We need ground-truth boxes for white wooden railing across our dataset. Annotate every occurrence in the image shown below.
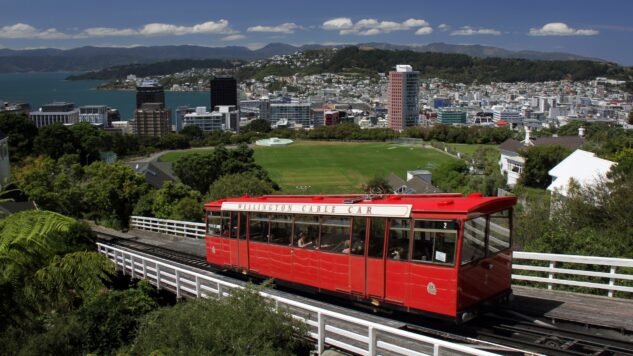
[130,216,205,239]
[129,216,633,298]
[97,242,498,356]
[512,252,633,297]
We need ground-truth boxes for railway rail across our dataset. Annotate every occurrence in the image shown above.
[96,233,633,356]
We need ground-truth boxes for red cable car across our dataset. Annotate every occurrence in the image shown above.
[204,193,517,322]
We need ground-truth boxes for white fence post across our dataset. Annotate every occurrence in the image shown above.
[548,261,555,290]
[609,266,617,298]
[317,313,325,354]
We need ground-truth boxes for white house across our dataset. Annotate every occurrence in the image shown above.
[547,149,615,197]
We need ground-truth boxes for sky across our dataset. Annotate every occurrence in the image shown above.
[1,0,632,65]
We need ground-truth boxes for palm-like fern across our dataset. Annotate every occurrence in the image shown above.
[0,210,114,329]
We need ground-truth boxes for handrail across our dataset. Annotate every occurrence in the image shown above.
[97,242,498,356]
[512,251,633,297]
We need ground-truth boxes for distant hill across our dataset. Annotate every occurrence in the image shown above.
[0,42,609,73]
[240,46,631,83]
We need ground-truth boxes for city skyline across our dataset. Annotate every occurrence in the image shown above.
[1,0,632,64]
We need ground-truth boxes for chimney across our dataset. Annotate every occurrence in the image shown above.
[578,126,586,138]
[523,127,531,145]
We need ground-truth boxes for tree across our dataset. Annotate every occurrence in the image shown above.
[519,145,571,189]
[243,118,271,133]
[362,176,392,194]
[158,133,190,150]
[180,125,204,141]
[173,152,221,194]
[133,181,203,221]
[81,161,150,228]
[207,172,274,201]
[129,284,308,355]
[13,155,84,216]
[0,113,38,163]
[432,160,469,193]
[33,123,80,160]
[69,122,111,165]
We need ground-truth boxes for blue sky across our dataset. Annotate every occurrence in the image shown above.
[1,0,632,64]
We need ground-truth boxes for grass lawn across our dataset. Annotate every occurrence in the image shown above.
[159,141,457,194]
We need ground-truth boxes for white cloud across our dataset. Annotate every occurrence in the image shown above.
[415,27,433,35]
[0,23,70,39]
[529,22,598,36]
[222,34,246,41]
[323,17,432,36]
[438,24,451,32]
[139,20,233,36]
[451,26,501,36]
[247,23,299,34]
[81,27,137,37]
[322,17,354,30]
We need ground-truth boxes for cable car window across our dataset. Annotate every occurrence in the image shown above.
[388,219,410,260]
[238,212,247,239]
[206,211,222,236]
[269,214,293,246]
[412,220,457,266]
[320,216,351,254]
[219,211,236,238]
[351,217,367,256]
[461,217,487,265]
[294,215,319,249]
[488,209,511,254]
[368,218,386,258]
[249,213,269,243]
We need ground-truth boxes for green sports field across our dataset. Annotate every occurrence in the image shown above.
[160,141,457,194]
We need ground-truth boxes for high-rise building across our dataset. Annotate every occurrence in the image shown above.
[388,65,420,131]
[132,103,172,137]
[136,79,165,109]
[210,76,237,111]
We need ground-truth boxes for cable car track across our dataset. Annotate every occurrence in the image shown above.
[96,233,633,355]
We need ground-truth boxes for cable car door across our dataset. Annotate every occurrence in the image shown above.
[365,218,387,300]
[237,212,249,270]
[349,217,368,296]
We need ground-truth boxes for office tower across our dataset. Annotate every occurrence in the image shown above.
[210,76,237,111]
[136,79,165,109]
[132,103,172,137]
[388,65,420,131]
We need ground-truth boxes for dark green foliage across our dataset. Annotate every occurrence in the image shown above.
[174,144,276,194]
[404,125,514,144]
[243,118,272,133]
[180,124,204,140]
[14,155,84,216]
[69,122,112,165]
[133,181,203,221]
[207,172,275,200]
[82,161,151,228]
[432,160,469,192]
[33,123,80,160]
[362,176,392,194]
[0,112,38,162]
[67,58,246,80]
[128,285,308,355]
[159,133,191,150]
[14,283,159,356]
[520,145,572,189]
